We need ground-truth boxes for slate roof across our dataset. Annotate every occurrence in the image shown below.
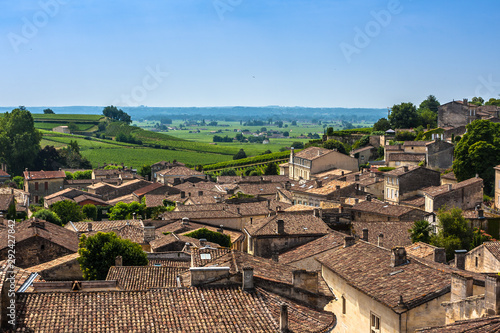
[14,286,336,332]
[106,266,187,290]
[244,212,331,237]
[0,219,79,252]
[416,315,500,332]
[350,200,421,217]
[279,232,346,265]
[294,147,333,160]
[23,170,65,180]
[352,221,414,249]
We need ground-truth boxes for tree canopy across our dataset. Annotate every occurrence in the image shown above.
[418,95,440,113]
[0,108,42,175]
[33,209,62,226]
[50,200,84,224]
[409,220,432,243]
[43,108,55,114]
[102,106,132,124]
[233,149,247,160]
[373,118,391,132]
[184,228,231,247]
[108,201,145,220]
[388,102,419,129]
[78,232,148,280]
[452,120,500,195]
[430,208,472,260]
[323,139,347,155]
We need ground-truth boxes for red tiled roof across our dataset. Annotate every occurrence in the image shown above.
[244,212,331,237]
[0,260,43,293]
[0,194,14,211]
[133,182,168,197]
[23,170,65,180]
[415,315,500,332]
[106,266,187,290]
[279,232,345,264]
[294,147,333,160]
[350,201,420,217]
[0,169,9,177]
[387,153,426,162]
[157,166,204,176]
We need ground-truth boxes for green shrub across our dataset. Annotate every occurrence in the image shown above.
[184,228,231,248]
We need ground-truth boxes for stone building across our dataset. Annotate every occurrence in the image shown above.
[23,170,66,204]
[150,160,185,182]
[495,165,500,210]
[422,177,483,213]
[464,241,500,274]
[438,98,500,128]
[156,166,207,185]
[384,166,441,204]
[349,199,427,222]
[282,146,358,181]
[426,140,455,169]
[350,145,376,167]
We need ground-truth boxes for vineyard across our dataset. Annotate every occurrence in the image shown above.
[202,151,294,171]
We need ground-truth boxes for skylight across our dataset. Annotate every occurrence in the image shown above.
[200,253,211,260]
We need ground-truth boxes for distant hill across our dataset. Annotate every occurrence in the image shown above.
[0,106,386,122]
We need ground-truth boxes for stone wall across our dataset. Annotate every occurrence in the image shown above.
[0,238,75,268]
[438,102,468,128]
[254,235,323,258]
[400,168,441,195]
[432,180,483,212]
[465,246,500,273]
[427,140,455,169]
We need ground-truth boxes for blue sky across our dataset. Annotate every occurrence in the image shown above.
[1,0,499,108]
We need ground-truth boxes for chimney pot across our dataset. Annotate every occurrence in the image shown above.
[366,194,372,202]
[115,256,123,267]
[344,236,355,248]
[403,166,408,172]
[180,191,185,199]
[355,174,360,181]
[391,247,407,267]
[361,228,368,242]
[454,249,467,270]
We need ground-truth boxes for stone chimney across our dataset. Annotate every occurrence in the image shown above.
[433,247,446,264]
[198,191,203,196]
[190,267,230,286]
[391,247,407,267]
[314,180,322,188]
[87,223,92,232]
[450,273,473,302]
[271,252,279,262]
[143,226,156,243]
[180,191,185,199]
[361,228,368,242]
[181,217,189,225]
[354,174,360,181]
[335,185,341,190]
[277,219,285,234]
[242,267,254,291]
[403,166,408,172]
[173,178,181,185]
[454,249,467,270]
[313,208,322,218]
[485,275,500,315]
[217,225,224,233]
[344,236,355,248]
[377,233,384,248]
[341,171,344,176]
[365,194,372,202]
[354,198,359,204]
[463,98,468,105]
[292,270,318,294]
[280,304,288,333]
[115,256,123,267]
[199,239,207,247]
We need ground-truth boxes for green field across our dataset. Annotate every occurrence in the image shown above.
[33,114,104,132]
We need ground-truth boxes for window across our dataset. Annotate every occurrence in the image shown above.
[35,182,38,190]
[342,296,346,314]
[35,196,39,203]
[391,189,394,199]
[386,178,389,184]
[44,182,48,190]
[371,313,380,333]
[476,256,478,267]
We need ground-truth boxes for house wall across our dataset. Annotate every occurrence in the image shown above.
[426,141,455,169]
[430,181,483,213]
[252,235,323,258]
[465,246,500,273]
[387,160,421,168]
[438,102,468,128]
[385,175,401,203]
[0,238,75,268]
[403,145,427,154]
[33,258,83,281]
[400,168,441,195]
[406,293,451,331]
[442,295,486,325]
[310,151,358,174]
[24,178,65,203]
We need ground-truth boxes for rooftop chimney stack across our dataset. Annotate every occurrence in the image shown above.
[451,273,473,302]
[280,304,289,333]
[335,185,341,190]
[199,239,207,247]
[355,174,360,181]
[217,225,224,233]
[344,236,355,248]
[115,256,123,267]
[447,184,452,191]
[180,191,186,199]
[361,228,368,242]
[391,247,407,267]
[433,247,446,264]
[377,233,384,248]
[87,223,92,232]
[403,166,409,172]
[277,219,285,234]
[366,194,372,202]
[143,226,156,243]
[242,267,254,291]
[454,249,467,270]
[485,275,500,315]
[463,98,468,105]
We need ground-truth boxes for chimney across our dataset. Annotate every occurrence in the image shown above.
[292,270,318,294]
[485,275,500,315]
[335,185,341,190]
[354,174,360,181]
[181,217,189,225]
[199,239,207,247]
[391,247,407,267]
[173,178,181,185]
[217,225,224,233]
[377,233,384,247]
[277,219,285,234]
[132,212,136,220]
[361,228,368,242]
[115,256,123,267]
[184,242,192,253]
[242,267,254,290]
[285,181,291,190]
[344,236,355,248]
[198,191,203,196]
[433,248,446,264]
[143,226,156,243]
[180,191,185,199]
[313,208,322,218]
[341,171,344,176]
[280,304,289,333]
[365,194,372,202]
[354,198,359,204]
[87,223,92,232]
[403,166,408,172]
[478,209,484,219]
[463,98,468,105]
[454,250,467,270]
[250,217,253,225]
[314,180,322,188]
[272,252,279,262]
[188,192,191,197]
[237,208,241,215]
[450,273,473,302]
[447,184,452,191]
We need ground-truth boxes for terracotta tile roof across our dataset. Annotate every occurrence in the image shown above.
[317,241,453,313]
[132,182,167,196]
[350,200,421,217]
[405,242,438,261]
[106,266,187,290]
[415,315,500,332]
[217,175,291,184]
[188,250,333,299]
[106,194,136,205]
[84,225,146,244]
[27,253,80,273]
[157,166,204,176]
[441,171,457,180]
[237,183,287,196]
[183,193,227,205]
[190,247,232,267]
[0,260,42,293]
[399,195,425,208]
[387,153,426,162]
[147,259,190,268]
[244,212,331,237]
[161,209,240,221]
[294,147,333,160]
[14,286,335,332]
[150,233,220,251]
[385,165,421,176]
[144,194,166,207]
[284,204,315,212]
[385,144,403,151]
[350,145,375,154]
[0,219,79,252]
[158,220,243,244]
[352,221,414,249]
[0,169,9,177]
[0,194,14,211]
[279,232,346,265]
[423,177,483,199]
[312,169,353,179]
[72,194,108,205]
[23,170,65,180]
[404,141,430,146]
[303,180,355,196]
[67,220,144,232]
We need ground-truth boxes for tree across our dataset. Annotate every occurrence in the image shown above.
[50,200,84,224]
[102,106,132,124]
[233,149,247,160]
[453,120,500,195]
[430,208,473,260]
[82,204,98,221]
[395,131,417,141]
[291,142,304,149]
[184,228,231,247]
[485,98,500,106]
[323,139,347,155]
[33,209,62,226]
[6,201,16,220]
[373,118,391,132]
[12,176,24,189]
[34,146,64,171]
[108,202,145,220]
[263,162,278,175]
[67,122,79,133]
[388,102,419,129]
[283,131,289,137]
[417,108,437,129]
[409,220,432,243]
[138,164,151,180]
[418,95,440,113]
[43,108,55,114]
[470,97,484,106]
[78,232,148,280]
[0,108,42,175]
